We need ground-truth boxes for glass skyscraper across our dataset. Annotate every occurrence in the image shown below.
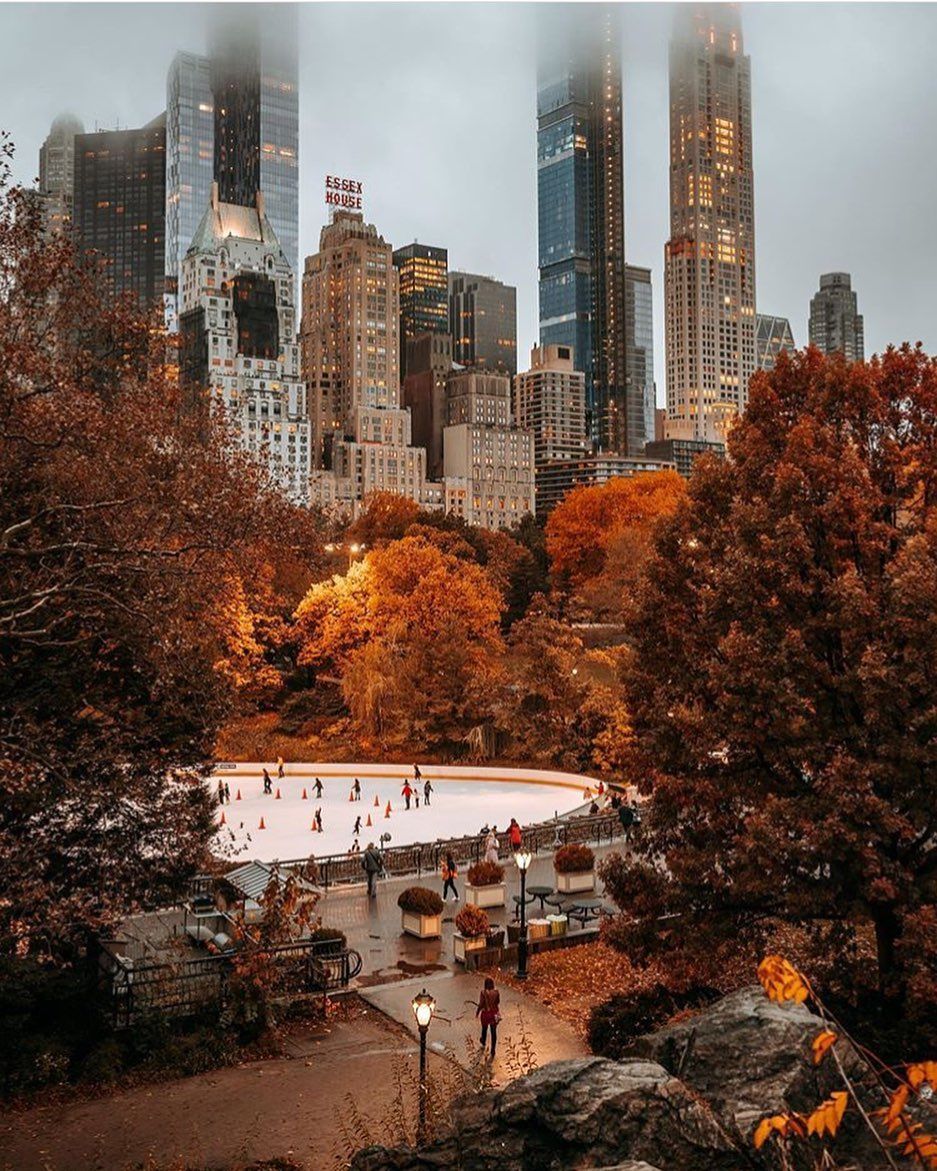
[393,243,449,377]
[625,265,657,450]
[164,11,298,327]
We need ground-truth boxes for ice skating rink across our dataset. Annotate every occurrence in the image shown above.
[211,763,596,862]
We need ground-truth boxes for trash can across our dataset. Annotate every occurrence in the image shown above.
[547,914,568,937]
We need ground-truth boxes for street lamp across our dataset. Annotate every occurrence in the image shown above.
[411,987,436,1144]
[515,848,532,981]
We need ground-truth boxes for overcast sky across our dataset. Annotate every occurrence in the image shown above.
[3,1,936,399]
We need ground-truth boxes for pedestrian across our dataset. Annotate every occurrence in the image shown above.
[353,814,362,836]
[475,976,501,1059]
[314,777,323,799]
[508,818,522,851]
[402,780,413,810]
[351,838,360,854]
[217,780,225,806]
[484,827,499,865]
[277,756,285,780]
[315,807,323,833]
[414,763,422,783]
[224,782,231,804]
[618,801,635,841]
[423,779,433,806]
[262,768,273,795]
[353,778,361,801]
[589,800,600,815]
[362,841,382,898]
[597,780,605,797]
[441,852,459,901]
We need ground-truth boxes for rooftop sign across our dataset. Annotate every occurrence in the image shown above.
[325,175,363,210]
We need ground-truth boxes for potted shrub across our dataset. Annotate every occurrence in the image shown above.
[464,860,506,909]
[453,904,490,963]
[397,887,444,939]
[554,843,596,893]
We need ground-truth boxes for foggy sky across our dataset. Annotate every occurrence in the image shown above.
[3,2,936,401]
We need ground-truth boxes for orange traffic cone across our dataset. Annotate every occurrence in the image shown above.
[349,790,355,802]
[312,820,317,831]
[302,788,308,800]
[258,817,266,830]
[385,801,392,818]
[236,789,241,800]
[374,794,380,807]
[366,814,372,827]
[220,810,226,825]
[275,788,281,799]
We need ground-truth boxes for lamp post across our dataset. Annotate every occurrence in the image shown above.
[515,848,531,981]
[411,987,436,1145]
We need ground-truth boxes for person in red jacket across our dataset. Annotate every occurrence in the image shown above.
[508,818,522,851]
[401,781,413,810]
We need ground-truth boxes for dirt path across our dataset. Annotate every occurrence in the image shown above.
[0,1011,446,1171]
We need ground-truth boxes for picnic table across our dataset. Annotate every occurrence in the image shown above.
[525,885,555,914]
[562,896,605,928]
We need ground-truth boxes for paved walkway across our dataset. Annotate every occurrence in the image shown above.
[316,842,624,982]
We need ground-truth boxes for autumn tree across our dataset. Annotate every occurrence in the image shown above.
[0,135,315,958]
[546,470,685,619]
[346,490,421,546]
[602,347,937,1027]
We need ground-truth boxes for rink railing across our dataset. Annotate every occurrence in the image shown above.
[270,809,626,891]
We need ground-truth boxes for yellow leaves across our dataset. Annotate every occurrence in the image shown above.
[753,1113,806,1148]
[811,1029,838,1065]
[895,1124,937,1166]
[875,1072,937,1170]
[878,1084,910,1135]
[908,1061,937,1092]
[757,955,812,1004]
[806,1091,849,1139]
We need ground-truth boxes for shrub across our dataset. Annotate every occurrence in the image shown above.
[554,843,595,873]
[466,860,504,887]
[455,905,490,938]
[308,926,346,954]
[78,1038,126,1086]
[397,887,444,916]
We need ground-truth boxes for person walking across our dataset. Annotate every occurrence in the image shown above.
[507,818,522,851]
[423,779,433,806]
[484,827,499,865]
[362,841,382,899]
[315,807,323,833]
[441,852,459,901]
[475,976,501,1058]
[353,814,362,836]
[353,778,361,801]
[314,777,323,799]
[277,756,285,780]
[402,781,413,810]
[618,801,635,842]
[262,768,273,795]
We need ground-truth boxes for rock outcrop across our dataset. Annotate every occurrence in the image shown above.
[351,986,890,1171]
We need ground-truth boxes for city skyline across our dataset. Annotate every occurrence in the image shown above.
[3,2,937,406]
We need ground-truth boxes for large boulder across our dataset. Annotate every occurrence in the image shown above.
[352,1057,746,1171]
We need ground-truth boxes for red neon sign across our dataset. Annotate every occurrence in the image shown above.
[325,175,363,209]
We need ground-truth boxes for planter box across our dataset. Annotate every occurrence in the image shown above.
[401,910,442,939]
[555,870,595,894]
[454,932,488,963]
[465,882,506,909]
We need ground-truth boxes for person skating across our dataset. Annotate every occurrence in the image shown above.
[277,756,285,780]
[441,852,459,901]
[314,777,323,799]
[353,778,361,801]
[217,780,225,806]
[224,782,231,804]
[353,814,362,836]
[476,976,501,1058]
[508,818,522,851]
[362,842,382,899]
[401,780,413,810]
[262,768,273,795]
[414,763,422,783]
[315,806,323,833]
[423,779,433,806]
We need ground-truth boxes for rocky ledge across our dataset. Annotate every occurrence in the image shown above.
[351,987,888,1171]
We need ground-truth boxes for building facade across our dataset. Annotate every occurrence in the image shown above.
[645,437,725,480]
[38,113,84,235]
[402,331,454,481]
[393,243,448,378]
[808,273,864,362]
[73,114,167,307]
[535,454,676,519]
[178,185,310,505]
[537,9,646,455]
[165,13,298,326]
[514,344,588,469]
[625,265,657,452]
[442,370,534,530]
[756,313,795,372]
[664,5,756,443]
[448,272,517,376]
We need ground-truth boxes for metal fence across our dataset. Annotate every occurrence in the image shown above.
[274,809,626,890]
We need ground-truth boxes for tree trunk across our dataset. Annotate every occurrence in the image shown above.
[872,905,902,1002]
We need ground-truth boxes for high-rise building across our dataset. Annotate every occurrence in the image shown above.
[301,210,436,513]
[448,272,516,376]
[537,9,644,454]
[625,265,657,452]
[164,11,298,325]
[664,5,756,443]
[534,454,676,520]
[179,184,309,505]
[73,114,167,308]
[393,243,448,378]
[756,314,795,372]
[38,113,84,235]
[808,273,864,362]
[402,331,454,481]
[514,344,588,469]
[442,370,534,530]
[645,437,726,480]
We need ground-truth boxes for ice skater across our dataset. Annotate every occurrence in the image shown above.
[277,756,285,780]
[314,777,323,799]
[315,807,323,833]
[353,778,361,801]
[262,768,273,795]
[353,814,362,836]
[401,780,413,810]
[423,779,433,806]
[217,780,225,806]
[414,763,422,783]
[224,782,231,804]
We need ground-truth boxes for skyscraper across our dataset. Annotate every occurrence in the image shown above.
[514,344,588,468]
[393,243,448,378]
[625,265,656,450]
[537,8,643,455]
[164,11,298,324]
[448,272,516,376]
[403,331,454,481]
[808,273,864,362]
[664,5,756,443]
[756,314,795,372]
[38,113,84,235]
[73,114,166,308]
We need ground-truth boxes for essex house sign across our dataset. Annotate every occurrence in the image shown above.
[325,175,363,210]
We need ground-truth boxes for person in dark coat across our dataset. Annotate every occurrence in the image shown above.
[441,852,458,901]
[423,779,433,806]
[362,842,382,898]
[314,777,324,799]
[262,768,273,795]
